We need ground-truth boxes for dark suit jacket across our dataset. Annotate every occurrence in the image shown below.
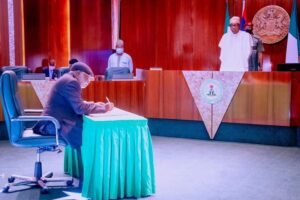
[41,72,106,149]
[43,67,58,79]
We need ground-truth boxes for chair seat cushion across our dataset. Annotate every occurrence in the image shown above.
[12,129,66,148]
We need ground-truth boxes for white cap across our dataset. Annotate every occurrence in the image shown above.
[230,16,240,24]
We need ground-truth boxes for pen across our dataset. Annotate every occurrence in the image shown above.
[106,96,110,103]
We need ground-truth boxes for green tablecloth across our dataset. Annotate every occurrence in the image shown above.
[64,109,156,200]
[64,146,82,178]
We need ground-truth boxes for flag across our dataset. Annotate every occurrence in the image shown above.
[224,0,230,33]
[286,0,300,63]
[240,0,247,30]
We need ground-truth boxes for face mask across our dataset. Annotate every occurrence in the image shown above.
[78,72,90,88]
[116,48,124,55]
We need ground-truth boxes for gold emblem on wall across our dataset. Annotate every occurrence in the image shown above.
[252,5,290,44]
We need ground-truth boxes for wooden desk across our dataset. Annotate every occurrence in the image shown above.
[0,80,145,121]
[1,73,299,128]
[137,70,300,127]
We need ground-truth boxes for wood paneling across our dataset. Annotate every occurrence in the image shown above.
[0,80,145,121]
[141,70,201,120]
[23,0,70,69]
[0,0,25,67]
[82,80,145,115]
[224,72,291,126]
[121,0,300,71]
[291,72,300,126]
[1,71,298,127]
[140,70,295,126]
[13,0,25,65]
[70,0,112,75]
[0,0,9,66]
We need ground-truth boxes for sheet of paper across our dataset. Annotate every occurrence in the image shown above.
[88,108,145,121]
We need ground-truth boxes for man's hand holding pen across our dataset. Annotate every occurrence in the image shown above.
[104,97,114,111]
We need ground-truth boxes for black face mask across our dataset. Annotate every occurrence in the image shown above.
[245,29,252,34]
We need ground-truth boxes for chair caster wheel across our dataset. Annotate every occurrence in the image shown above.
[8,177,15,183]
[1,186,9,193]
[66,179,73,186]
[44,172,53,178]
[41,188,49,194]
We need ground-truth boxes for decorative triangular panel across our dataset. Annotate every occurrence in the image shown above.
[210,72,244,138]
[183,71,244,139]
[30,80,55,107]
[182,71,212,138]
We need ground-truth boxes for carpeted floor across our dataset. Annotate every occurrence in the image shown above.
[0,136,300,200]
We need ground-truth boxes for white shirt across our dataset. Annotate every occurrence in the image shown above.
[219,29,252,71]
[107,53,133,73]
[49,65,55,79]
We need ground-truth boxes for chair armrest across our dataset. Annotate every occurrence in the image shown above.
[24,109,44,114]
[12,115,61,146]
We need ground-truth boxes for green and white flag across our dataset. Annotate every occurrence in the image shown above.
[286,0,300,63]
[224,0,230,33]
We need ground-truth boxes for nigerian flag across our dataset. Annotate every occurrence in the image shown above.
[224,0,230,33]
[286,0,300,63]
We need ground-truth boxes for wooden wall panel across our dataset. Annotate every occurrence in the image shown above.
[291,72,300,126]
[139,70,293,126]
[0,0,25,67]
[141,70,201,120]
[121,0,300,71]
[82,81,145,115]
[23,0,70,70]
[0,0,9,66]
[224,72,291,126]
[13,0,25,65]
[70,0,112,75]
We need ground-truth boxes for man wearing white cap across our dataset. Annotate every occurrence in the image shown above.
[219,16,252,71]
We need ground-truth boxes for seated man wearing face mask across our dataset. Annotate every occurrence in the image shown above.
[33,62,114,149]
[106,39,133,80]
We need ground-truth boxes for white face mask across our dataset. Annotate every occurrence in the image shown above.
[77,72,90,89]
[116,48,124,55]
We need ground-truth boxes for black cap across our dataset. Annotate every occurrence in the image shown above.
[70,62,94,76]
[69,58,78,65]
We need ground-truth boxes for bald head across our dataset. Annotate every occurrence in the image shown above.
[115,39,125,55]
[116,39,124,48]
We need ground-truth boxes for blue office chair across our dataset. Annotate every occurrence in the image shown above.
[55,67,70,78]
[105,67,132,80]
[0,71,73,193]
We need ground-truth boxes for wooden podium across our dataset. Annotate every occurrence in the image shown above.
[137,69,300,127]
[1,71,300,129]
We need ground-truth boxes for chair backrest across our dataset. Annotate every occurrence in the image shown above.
[0,71,24,145]
[105,67,131,80]
[1,66,28,80]
[55,67,70,78]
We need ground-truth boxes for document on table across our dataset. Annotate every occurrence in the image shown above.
[88,108,145,121]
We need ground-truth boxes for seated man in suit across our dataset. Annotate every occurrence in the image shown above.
[106,39,133,80]
[43,58,58,79]
[34,62,114,149]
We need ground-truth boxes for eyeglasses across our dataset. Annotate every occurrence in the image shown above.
[80,72,94,82]
[230,24,240,27]
[89,76,95,81]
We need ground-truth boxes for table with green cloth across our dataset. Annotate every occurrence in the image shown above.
[64,108,156,200]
